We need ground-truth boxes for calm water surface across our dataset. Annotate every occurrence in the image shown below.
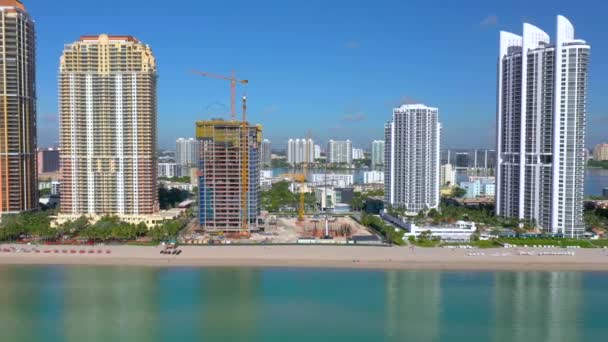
[0,266,607,341]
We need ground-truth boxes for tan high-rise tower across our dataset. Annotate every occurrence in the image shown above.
[59,34,158,220]
[0,1,37,215]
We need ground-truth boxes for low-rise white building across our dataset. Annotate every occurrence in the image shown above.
[260,170,273,190]
[406,221,477,242]
[315,187,337,210]
[310,174,354,187]
[160,181,195,192]
[363,171,384,184]
[459,176,496,198]
[39,180,61,195]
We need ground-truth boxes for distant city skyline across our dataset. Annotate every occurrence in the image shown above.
[24,0,608,150]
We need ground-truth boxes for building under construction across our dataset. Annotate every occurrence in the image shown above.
[196,120,261,232]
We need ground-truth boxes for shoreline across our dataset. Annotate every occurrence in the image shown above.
[2,245,608,271]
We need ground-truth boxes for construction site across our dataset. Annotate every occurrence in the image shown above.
[196,120,262,233]
[181,215,378,245]
[188,69,381,245]
[192,70,262,235]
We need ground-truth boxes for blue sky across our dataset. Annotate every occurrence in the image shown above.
[31,0,607,150]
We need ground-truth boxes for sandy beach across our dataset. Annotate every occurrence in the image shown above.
[2,244,608,271]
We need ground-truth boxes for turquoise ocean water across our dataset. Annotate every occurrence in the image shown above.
[0,266,607,341]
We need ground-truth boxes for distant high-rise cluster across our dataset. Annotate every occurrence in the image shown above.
[497,16,590,236]
[352,148,365,160]
[314,144,322,159]
[371,140,385,167]
[385,104,440,214]
[197,120,261,232]
[260,139,271,168]
[59,34,158,218]
[327,140,352,164]
[0,0,37,215]
[176,138,199,167]
[441,149,496,170]
[287,138,314,165]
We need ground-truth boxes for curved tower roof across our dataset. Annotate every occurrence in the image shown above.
[0,0,26,11]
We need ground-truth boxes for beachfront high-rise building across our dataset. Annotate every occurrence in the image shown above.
[497,16,590,237]
[385,104,440,214]
[197,120,261,232]
[0,0,37,215]
[176,138,199,167]
[372,140,385,167]
[59,34,158,219]
[593,143,608,161]
[327,140,352,164]
[287,138,314,165]
[260,139,271,167]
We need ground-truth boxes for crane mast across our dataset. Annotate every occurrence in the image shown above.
[193,69,251,233]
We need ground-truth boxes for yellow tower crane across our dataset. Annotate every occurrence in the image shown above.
[192,70,250,233]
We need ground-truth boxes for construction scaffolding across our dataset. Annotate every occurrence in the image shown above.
[196,120,262,233]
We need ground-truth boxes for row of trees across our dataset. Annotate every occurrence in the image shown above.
[385,201,531,231]
[386,199,608,234]
[260,181,316,213]
[0,212,191,243]
[361,213,404,245]
[160,176,191,183]
[588,160,608,169]
[352,189,385,211]
[159,187,192,210]
[584,207,608,232]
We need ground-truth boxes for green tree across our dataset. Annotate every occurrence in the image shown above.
[452,187,467,198]
[260,181,298,212]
